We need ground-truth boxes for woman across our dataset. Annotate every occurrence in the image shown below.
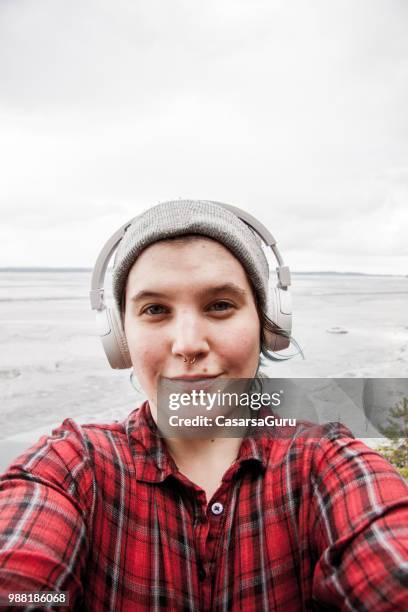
[0,200,407,611]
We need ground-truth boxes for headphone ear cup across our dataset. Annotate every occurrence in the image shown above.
[96,306,132,369]
[263,287,292,352]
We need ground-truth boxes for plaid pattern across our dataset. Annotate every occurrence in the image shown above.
[1,401,408,611]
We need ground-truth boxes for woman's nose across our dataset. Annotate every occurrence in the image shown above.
[170,310,210,360]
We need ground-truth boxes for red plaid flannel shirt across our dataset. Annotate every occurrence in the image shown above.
[0,401,408,611]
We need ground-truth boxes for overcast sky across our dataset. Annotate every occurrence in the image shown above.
[1,0,407,273]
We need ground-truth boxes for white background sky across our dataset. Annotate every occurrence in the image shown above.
[1,0,407,273]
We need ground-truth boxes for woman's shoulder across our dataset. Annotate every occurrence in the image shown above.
[1,405,144,483]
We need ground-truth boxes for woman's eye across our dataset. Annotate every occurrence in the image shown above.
[143,304,167,316]
[141,302,234,316]
[209,301,234,312]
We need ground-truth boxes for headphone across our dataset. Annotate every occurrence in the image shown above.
[89,201,292,369]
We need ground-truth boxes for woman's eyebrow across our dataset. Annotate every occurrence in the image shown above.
[204,283,247,298]
[130,283,247,303]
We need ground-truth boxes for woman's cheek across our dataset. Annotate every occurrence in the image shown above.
[134,346,157,375]
[126,329,156,379]
[230,315,260,352]
[232,325,260,374]
[223,331,257,367]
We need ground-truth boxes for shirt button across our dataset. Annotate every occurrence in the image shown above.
[198,565,206,581]
[211,502,224,515]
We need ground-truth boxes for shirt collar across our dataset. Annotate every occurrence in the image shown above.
[126,401,270,483]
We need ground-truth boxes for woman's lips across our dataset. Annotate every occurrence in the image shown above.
[163,374,222,392]
[169,375,220,381]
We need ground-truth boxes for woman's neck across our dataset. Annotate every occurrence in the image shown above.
[147,400,245,476]
[164,435,243,472]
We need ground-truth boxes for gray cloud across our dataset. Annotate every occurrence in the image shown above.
[0,0,407,272]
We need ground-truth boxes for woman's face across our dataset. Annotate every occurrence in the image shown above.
[123,237,261,415]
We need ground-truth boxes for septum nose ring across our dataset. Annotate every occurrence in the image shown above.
[183,356,196,364]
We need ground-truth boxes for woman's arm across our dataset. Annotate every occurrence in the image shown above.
[310,433,408,610]
[0,422,93,607]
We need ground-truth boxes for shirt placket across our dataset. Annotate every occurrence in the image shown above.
[175,473,235,611]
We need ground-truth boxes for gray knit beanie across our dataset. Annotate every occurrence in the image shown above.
[112,199,269,314]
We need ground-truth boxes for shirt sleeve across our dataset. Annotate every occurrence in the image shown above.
[0,420,94,608]
[310,431,408,611]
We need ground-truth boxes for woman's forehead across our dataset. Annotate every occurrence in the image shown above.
[125,237,253,292]
[131,236,245,271]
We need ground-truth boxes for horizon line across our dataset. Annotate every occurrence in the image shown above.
[0,267,405,277]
